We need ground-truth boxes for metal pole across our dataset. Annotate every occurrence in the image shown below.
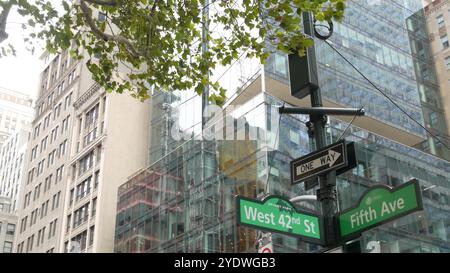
[201,0,210,128]
[279,106,365,116]
[303,12,338,247]
[201,0,209,252]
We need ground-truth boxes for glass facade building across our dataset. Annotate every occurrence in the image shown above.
[115,91,450,253]
[114,0,450,253]
[315,0,425,137]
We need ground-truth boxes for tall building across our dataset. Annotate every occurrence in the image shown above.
[14,18,150,252]
[0,87,33,147]
[422,0,450,158]
[14,49,81,253]
[114,0,450,253]
[0,124,32,212]
[0,197,17,253]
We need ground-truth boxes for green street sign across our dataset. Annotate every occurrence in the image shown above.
[237,195,324,245]
[337,179,423,240]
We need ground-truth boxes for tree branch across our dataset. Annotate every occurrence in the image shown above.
[79,0,141,57]
[83,0,118,6]
[0,1,13,43]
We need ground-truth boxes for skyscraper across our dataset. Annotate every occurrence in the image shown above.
[0,87,33,147]
[0,124,31,212]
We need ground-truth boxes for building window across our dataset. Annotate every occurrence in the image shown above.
[91,198,97,218]
[62,116,70,133]
[48,219,58,239]
[38,159,45,175]
[6,223,15,236]
[69,189,74,206]
[89,225,95,246]
[65,93,72,109]
[441,35,449,49]
[37,229,42,247]
[20,217,26,233]
[78,152,94,175]
[55,103,62,119]
[17,242,24,253]
[29,234,34,252]
[52,191,61,210]
[3,241,12,253]
[40,136,48,152]
[41,227,45,245]
[76,176,91,201]
[58,139,68,158]
[446,56,450,70]
[429,112,438,127]
[56,165,64,182]
[71,230,88,252]
[85,103,99,129]
[437,15,445,28]
[94,170,100,189]
[6,224,16,236]
[73,202,90,228]
[83,127,97,147]
[66,214,71,232]
[33,183,41,201]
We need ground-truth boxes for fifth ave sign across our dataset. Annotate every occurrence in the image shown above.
[291,140,347,185]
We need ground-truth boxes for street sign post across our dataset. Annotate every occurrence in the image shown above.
[337,179,423,241]
[291,140,348,185]
[237,195,324,245]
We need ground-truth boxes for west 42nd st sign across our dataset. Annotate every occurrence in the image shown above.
[337,179,423,241]
[291,140,347,185]
[237,195,324,245]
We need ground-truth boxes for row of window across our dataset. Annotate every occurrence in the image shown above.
[37,63,76,117]
[69,199,96,230]
[0,222,15,236]
[16,218,58,253]
[34,92,72,140]
[64,225,95,253]
[20,192,61,233]
[70,174,98,205]
[78,151,95,176]
[31,116,70,162]
[29,139,68,184]
[23,166,64,209]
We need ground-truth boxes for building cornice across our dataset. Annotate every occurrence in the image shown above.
[73,83,101,110]
[425,0,450,15]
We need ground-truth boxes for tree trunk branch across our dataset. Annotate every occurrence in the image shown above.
[79,0,140,57]
[83,0,118,6]
[0,1,13,43]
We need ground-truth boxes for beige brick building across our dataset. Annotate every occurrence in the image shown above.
[14,12,150,251]
[424,0,450,142]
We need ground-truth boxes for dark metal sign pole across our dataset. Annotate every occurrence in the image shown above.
[279,13,364,249]
[302,13,338,248]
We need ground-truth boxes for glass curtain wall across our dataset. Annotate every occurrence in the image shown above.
[115,91,450,253]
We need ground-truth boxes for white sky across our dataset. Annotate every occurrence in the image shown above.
[0,6,46,103]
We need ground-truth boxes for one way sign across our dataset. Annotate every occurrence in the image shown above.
[291,140,348,185]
